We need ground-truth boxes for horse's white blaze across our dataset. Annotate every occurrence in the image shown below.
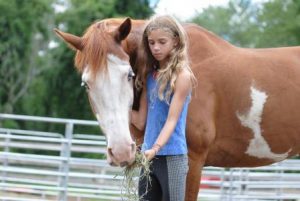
[82,54,134,164]
[237,86,289,162]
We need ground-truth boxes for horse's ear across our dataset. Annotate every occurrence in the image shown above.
[54,29,83,51]
[115,18,132,42]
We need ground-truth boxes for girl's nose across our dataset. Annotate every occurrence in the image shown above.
[153,45,160,51]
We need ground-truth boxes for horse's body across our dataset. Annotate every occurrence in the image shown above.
[55,18,300,201]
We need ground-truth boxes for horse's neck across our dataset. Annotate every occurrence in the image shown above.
[124,26,144,55]
[185,24,234,65]
[123,21,146,73]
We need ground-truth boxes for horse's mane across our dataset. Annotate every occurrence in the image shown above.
[74,21,110,75]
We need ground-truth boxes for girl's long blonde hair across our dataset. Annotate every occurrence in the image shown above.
[136,15,196,103]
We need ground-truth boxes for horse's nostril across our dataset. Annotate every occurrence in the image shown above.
[110,161,117,166]
[120,161,129,167]
[108,148,114,157]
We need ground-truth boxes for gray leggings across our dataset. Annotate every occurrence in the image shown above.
[138,154,189,201]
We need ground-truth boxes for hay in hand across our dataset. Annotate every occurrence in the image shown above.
[121,150,152,201]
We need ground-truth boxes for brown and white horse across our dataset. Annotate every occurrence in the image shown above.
[55,18,300,201]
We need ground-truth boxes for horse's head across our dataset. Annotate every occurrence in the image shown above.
[54,18,136,167]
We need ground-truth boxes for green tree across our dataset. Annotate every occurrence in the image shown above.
[255,0,300,47]
[190,0,260,47]
[114,0,153,18]
[0,0,55,114]
[190,0,300,48]
[292,0,300,43]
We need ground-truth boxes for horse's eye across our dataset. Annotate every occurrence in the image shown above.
[127,70,135,81]
[81,81,90,90]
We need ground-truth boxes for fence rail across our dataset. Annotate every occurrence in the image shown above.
[0,113,300,201]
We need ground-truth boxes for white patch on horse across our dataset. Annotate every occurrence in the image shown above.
[95,54,132,136]
[82,54,134,164]
[81,67,90,83]
[237,86,289,162]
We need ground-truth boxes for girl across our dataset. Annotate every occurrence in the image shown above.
[131,15,196,201]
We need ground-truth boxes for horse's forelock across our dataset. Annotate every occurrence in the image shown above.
[75,21,111,77]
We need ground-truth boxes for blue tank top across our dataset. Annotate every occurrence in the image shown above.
[141,71,191,155]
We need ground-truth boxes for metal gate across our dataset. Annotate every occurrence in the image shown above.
[0,113,299,201]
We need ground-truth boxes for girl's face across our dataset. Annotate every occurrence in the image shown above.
[147,29,178,67]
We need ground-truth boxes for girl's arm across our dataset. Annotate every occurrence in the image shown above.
[145,69,192,160]
[131,86,148,131]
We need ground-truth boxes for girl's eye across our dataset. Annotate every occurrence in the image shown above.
[158,39,167,44]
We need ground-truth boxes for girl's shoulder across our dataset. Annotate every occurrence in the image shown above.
[175,68,193,93]
[178,67,191,77]
[177,68,192,83]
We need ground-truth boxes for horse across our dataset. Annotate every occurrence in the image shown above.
[54,18,300,201]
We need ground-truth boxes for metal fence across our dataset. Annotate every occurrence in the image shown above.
[0,113,299,201]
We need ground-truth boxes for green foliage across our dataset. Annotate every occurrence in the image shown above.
[191,0,260,47]
[191,0,300,48]
[114,0,153,18]
[256,0,300,47]
[55,0,115,35]
[0,0,55,114]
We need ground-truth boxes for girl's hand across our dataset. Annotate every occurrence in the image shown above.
[144,149,156,161]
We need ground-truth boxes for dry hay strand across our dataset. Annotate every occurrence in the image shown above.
[120,150,152,201]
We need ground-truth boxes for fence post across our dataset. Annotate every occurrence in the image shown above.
[58,122,73,201]
[228,169,234,201]
[1,130,10,194]
[277,162,283,201]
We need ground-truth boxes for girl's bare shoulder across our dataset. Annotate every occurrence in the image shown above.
[175,68,192,92]
[178,68,191,79]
